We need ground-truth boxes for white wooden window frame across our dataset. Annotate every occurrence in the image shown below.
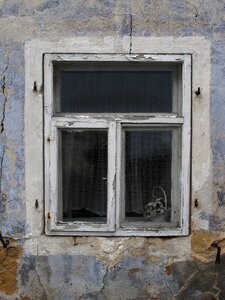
[44,53,191,236]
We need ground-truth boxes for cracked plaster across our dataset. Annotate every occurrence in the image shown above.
[0,0,225,298]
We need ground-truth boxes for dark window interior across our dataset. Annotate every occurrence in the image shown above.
[61,130,108,222]
[125,130,172,222]
[54,62,175,114]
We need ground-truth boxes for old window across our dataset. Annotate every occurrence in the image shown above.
[44,54,191,236]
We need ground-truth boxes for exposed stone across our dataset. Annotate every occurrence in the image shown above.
[0,242,23,295]
[191,230,225,262]
[0,0,225,298]
[166,255,225,299]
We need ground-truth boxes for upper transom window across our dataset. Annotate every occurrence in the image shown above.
[44,54,191,236]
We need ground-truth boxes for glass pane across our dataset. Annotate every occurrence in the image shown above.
[57,69,172,113]
[125,130,172,223]
[60,130,108,222]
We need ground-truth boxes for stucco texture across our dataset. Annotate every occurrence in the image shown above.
[1,0,225,299]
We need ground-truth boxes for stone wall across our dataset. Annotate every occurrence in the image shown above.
[0,1,225,299]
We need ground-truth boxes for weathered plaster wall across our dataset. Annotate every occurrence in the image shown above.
[0,0,225,299]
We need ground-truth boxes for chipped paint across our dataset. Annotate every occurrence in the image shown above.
[0,0,225,298]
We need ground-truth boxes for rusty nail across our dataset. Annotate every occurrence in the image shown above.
[35,199,38,209]
[194,199,198,208]
[33,81,37,92]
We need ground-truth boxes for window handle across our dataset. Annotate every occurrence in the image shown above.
[0,231,9,248]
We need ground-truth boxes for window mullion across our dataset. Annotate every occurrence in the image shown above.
[116,122,123,230]
[48,125,59,230]
[107,121,117,231]
[170,126,181,223]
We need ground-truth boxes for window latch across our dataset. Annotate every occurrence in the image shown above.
[0,231,9,248]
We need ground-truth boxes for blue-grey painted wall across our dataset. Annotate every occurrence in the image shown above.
[0,1,225,299]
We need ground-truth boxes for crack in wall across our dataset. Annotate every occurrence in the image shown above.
[107,7,134,54]
[164,282,175,298]
[0,144,5,196]
[174,271,198,297]
[213,270,222,299]
[1,50,9,134]
[34,255,48,300]
[0,50,9,207]
[185,0,199,18]
[34,242,47,300]
[97,266,108,298]
[129,14,133,54]
[1,75,8,134]
[78,266,108,299]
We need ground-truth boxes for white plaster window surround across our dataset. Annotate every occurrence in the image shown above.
[25,37,211,238]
